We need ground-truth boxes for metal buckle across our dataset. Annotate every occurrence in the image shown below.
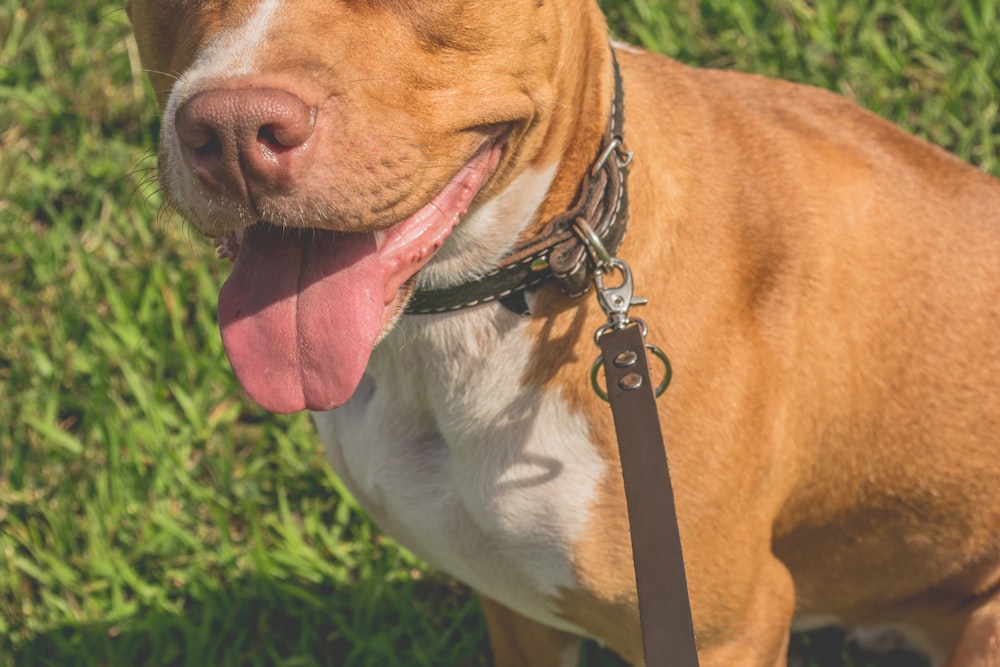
[573,217,613,270]
[591,136,634,178]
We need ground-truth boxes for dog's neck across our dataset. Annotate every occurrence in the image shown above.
[406,50,630,315]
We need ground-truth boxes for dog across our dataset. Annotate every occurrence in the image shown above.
[126,0,1000,664]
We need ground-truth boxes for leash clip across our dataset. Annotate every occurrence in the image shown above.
[593,258,647,329]
[589,258,671,402]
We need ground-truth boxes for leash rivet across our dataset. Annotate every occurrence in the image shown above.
[618,372,643,391]
[614,350,638,368]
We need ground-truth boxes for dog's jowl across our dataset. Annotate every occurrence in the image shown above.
[127,1,1000,665]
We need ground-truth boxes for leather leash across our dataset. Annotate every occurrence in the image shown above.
[589,263,701,667]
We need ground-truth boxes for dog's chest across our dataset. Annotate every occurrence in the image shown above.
[312,306,606,631]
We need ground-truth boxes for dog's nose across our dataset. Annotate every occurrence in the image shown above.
[174,88,316,200]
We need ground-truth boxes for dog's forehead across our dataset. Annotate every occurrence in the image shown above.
[126,0,543,57]
[127,0,557,106]
[126,0,528,23]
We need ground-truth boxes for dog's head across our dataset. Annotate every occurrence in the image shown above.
[127,0,610,412]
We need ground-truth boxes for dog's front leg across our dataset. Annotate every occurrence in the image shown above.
[693,554,796,667]
[480,595,582,667]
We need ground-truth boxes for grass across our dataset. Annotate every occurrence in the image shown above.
[0,0,996,665]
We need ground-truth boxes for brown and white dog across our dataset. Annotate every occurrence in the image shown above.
[126,0,1000,665]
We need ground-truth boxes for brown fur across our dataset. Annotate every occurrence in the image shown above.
[540,47,1000,664]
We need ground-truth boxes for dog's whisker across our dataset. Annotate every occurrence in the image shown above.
[144,68,180,81]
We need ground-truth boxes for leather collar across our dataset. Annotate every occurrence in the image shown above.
[404,51,631,316]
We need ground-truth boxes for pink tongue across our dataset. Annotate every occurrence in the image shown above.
[218,226,382,413]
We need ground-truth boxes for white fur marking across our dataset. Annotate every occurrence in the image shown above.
[192,0,280,75]
[418,164,559,289]
[158,0,281,226]
[314,304,604,636]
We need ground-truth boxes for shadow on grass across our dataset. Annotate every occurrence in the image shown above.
[9,577,930,667]
[8,574,489,667]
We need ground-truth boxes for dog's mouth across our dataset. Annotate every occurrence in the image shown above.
[215,134,505,414]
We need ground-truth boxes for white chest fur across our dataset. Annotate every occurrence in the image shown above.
[312,304,606,633]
